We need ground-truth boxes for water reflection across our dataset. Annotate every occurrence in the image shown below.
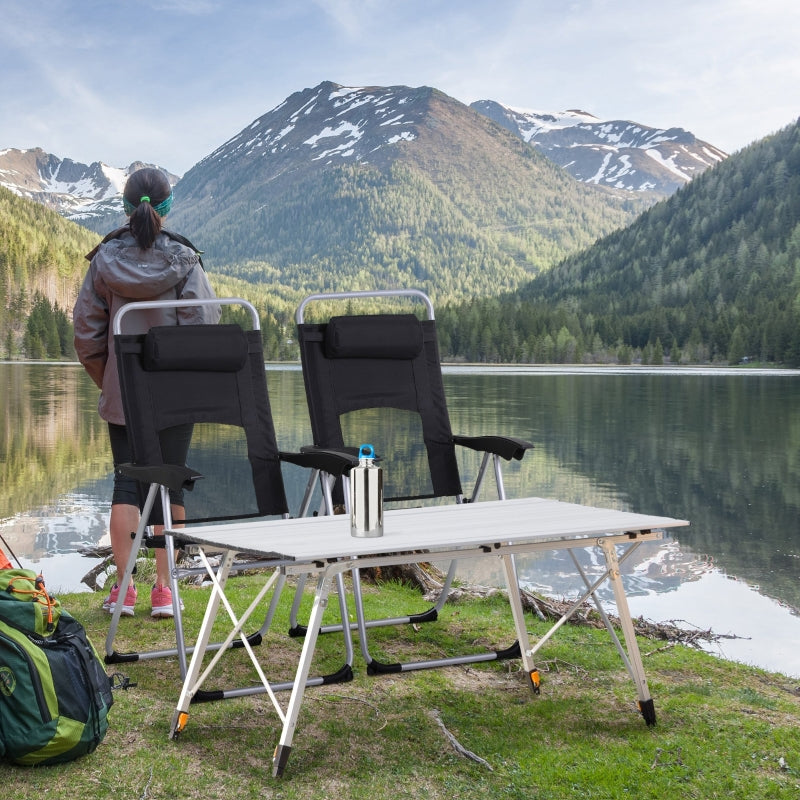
[2,363,799,677]
[1,364,110,522]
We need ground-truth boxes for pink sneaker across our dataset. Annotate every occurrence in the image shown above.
[150,584,183,618]
[102,583,137,616]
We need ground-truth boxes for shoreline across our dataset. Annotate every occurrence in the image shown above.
[6,359,800,378]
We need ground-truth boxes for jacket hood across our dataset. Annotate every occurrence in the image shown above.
[92,231,200,298]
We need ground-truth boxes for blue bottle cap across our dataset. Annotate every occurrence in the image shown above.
[359,444,375,459]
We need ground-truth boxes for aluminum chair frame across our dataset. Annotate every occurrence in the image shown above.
[104,297,357,700]
[293,289,535,674]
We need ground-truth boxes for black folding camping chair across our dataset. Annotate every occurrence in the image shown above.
[293,289,535,674]
[104,297,358,697]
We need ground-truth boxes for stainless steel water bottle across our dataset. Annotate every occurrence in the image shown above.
[350,443,383,537]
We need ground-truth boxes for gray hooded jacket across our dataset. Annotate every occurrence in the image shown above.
[73,229,221,425]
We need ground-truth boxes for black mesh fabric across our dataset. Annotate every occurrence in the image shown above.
[297,315,463,499]
[114,324,289,519]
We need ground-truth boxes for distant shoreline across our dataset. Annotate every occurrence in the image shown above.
[438,364,800,377]
[4,360,800,378]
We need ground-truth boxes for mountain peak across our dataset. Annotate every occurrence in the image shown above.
[164,80,646,303]
[2,81,729,234]
[195,81,436,176]
[0,148,178,223]
[471,99,727,194]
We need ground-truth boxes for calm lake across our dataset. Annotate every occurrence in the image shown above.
[2,362,799,678]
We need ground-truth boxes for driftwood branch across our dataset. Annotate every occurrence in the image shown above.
[430,709,493,771]
[361,561,736,647]
[139,765,155,800]
[80,553,114,590]
[81,547,739,647]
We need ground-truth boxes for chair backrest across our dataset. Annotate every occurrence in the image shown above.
[296,293,463,502]
[114,308,289,520]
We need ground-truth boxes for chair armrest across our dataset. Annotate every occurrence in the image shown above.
[116,463,204,492]
[280,447,360,477]
[452,435,534,461]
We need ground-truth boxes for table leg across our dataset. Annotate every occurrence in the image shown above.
[170,548,236,737]
[500,554,540,694]
[273,568,334,777]
[599,539,656,725]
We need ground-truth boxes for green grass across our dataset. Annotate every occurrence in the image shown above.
[2,574,798,799]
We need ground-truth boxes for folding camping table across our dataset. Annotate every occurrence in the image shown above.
[168,496,689,777]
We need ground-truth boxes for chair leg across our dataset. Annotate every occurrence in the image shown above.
[431,559,458,615]
[165,529,188,676]
[354,559,521,676]
[296,469,320,518]
[289,471,341,637]
[492,454,507,501]
[103,484,269,676]
[288,573,310,636]
[105,483,160,661]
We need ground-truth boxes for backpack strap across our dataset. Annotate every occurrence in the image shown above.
[85,226,128,261]
[161,228,204,263]
[85,226,205,269]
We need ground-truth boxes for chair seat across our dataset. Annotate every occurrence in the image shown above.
[117,462,203,493]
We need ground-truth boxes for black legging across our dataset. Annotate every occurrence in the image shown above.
[107,422,193,524]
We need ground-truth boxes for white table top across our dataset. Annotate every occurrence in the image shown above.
[176,497,689,563]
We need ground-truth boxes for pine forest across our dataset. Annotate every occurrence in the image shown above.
[1,119,799,366]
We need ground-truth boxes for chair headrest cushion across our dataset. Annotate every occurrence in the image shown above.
[142,324,249,372]
[324,314,424,359]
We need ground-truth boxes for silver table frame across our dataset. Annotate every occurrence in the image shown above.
[168,497,688,776]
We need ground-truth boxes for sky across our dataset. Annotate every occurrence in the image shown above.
[1,0,798,176]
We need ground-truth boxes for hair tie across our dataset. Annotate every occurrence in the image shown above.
[122,191,173,217]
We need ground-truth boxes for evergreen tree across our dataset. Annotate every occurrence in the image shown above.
[728,325,747,365]
[652,338,664,366]
[437,120,800,366]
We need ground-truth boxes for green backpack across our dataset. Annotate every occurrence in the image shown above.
[0,569,114,765]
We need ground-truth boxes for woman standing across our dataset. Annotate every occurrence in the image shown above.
[73,167,220,618]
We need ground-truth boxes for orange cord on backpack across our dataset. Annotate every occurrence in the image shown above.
[7,574,57,631]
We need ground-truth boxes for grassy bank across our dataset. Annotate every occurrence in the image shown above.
[1,575,798,798]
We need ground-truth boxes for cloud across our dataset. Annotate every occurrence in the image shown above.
[311,0,366,38]
[1,0,797,170]
[149,0,218,12]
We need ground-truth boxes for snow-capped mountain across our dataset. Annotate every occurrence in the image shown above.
[233,81,423,161]
[471,100,727,195]
[2,82,728,241]
[184,81,432,188]
[163,81,650,297]
[0,147,178,224]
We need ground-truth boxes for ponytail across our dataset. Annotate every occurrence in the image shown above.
[128,199,163,249]
[121,167,174,250]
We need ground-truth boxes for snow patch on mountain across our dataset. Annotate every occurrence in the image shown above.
[0,148,178,224]
[201,83,421,170]
[503,107,602,141]
[644,147,697,181]
[471,99,727,195]
[3,82,729,229]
